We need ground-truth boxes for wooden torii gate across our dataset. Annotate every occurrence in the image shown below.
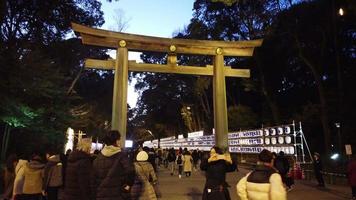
[72,23,262,150]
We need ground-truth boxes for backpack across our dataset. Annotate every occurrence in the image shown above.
[48,163,63,187]
[177,155,182,165]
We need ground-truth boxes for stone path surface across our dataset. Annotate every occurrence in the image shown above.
[156,166,351,200]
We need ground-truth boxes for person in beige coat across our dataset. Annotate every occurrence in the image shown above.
[236,149,286,200]
[12,159,28,200]
[183,149,193,177]
[131,151,159,200]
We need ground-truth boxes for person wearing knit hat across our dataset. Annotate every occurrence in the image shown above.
[131,150,159,200]
[237,149,286,200]
[136,151,149,161]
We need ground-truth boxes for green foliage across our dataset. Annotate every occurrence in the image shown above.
[0,0,106,155]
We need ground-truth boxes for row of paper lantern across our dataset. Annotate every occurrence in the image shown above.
[263,126,291,136]
[264,136,292,145]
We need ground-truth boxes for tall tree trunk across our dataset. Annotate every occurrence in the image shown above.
[255,51,281,124]
[296,38,331,153]
[1,124,10,162]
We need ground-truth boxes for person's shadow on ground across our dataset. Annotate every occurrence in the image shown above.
[187,187,202,200]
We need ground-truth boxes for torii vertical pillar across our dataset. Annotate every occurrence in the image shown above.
[213,50,229,151]
[112,40,128,148]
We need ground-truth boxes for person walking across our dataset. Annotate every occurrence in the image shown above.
[12,157,28,200]
[183,149,193,177]
[176,150,184,179]
[3,154,18,200]
[313,152,325,187]
[274,151,291,190]
[131,151,158,200]
[64,138,93,200]
[92,130,135,200]
[43,150,63,200]
[192,149,199,171]
[167,148,176,176]
[347,155,356,200]
[237,149,286,200]
[21,153,46,200]
[200,146,236,200]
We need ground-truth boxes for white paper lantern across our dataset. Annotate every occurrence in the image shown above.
[264,129,269,136]
[264,138,270,145]
[285,136,292,144]
[271,137,277,144]
[289,147,295,154]
[278,136,284,144]
[270,128,276,135]
[277,127,284,135]
[284,126,291,134]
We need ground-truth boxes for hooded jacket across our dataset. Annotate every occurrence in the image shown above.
[22,159,45,194]
[131,161,158,200]
[236,165,286,200]
[12,159,28,196]
[200,154,236,200]
[64,150,93,200]
[92,145,135,200]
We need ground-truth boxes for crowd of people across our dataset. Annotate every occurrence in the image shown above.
[1,129,356,200]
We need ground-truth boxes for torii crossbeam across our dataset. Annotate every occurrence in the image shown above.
[72,23,262,150]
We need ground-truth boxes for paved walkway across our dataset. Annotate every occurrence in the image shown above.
[156,165,351,200]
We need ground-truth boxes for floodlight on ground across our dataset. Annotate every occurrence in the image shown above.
[330,153,339,160]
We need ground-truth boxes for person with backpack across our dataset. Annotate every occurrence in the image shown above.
[274,151,292,190]
[236,149,286,200]
[176,150,184,179]
[92,130,135,200]
[200,146,236,200]
[43,150,63,200]
[167,148,176,176]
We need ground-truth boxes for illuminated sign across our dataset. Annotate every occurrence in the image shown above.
[145,124,297,155]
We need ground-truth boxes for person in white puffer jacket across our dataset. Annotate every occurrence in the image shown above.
[236,149,286,200]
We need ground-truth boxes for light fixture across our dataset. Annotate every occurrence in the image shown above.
[330,153,339,160]
[338,8,344,16]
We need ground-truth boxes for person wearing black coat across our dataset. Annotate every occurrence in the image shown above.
[313,152,325,187]
[92,130,135,200]
[64,138,93,200]
[200,146,237,200]
[274,151,291,188]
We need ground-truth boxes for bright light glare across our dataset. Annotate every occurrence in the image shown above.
[339,8,344,16]
[125,140,133,148]
[330,153,339,160]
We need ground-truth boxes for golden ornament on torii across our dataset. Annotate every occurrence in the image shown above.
[71,23,262,150]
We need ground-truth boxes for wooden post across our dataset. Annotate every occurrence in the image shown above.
[213,49,229,151]
[112,41,128,148]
